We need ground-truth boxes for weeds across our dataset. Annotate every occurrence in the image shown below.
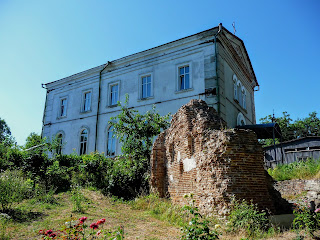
[71,185,85,213]
[0,213,11,240]
[131,193,186,226]
[268,158,320,181]
[293,201,320,237]
[180,194,219,240]
[227,198,274,238]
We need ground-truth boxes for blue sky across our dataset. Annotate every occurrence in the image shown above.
[0,0,319,145]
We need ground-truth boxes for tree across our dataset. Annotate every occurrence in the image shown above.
[109,95,170,161]
[259,111,320,146]
[0,118,13,145]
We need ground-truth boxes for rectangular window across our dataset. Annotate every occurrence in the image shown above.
[83,91,91,112]
[179,65,190,90]
[110,84,119,106]
[141,75,152,98]
[60,98,67,117]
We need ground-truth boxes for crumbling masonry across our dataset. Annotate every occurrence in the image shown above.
[150,99,289,216]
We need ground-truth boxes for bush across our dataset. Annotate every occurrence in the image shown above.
[0,170,33,211]
[268,158,320,181]
[180,194,219,240]
[228,199,271,237]
[293,201,320,237]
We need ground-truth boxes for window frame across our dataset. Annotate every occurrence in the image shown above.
[58,96,68,118]
[79,128,89,155]
[177,64,191,91]
[106,125,117,157]
[81,89,92,113]
[107,80,120,107]
[139,73,153,100]
[56,132,64,155]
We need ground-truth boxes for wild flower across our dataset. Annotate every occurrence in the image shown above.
[79,216,87,223]
[39,216,124,239]
[315,208,320,213]
[89,222,99,229]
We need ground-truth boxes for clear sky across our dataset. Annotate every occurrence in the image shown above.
[0,0,319,145]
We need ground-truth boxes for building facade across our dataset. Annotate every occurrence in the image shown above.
[42,24,259,156]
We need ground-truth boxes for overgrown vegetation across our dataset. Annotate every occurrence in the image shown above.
[180,194,219,240]
[293,201,320,238]
[227,198,273,238]
[259,111,320,146]
[1,110,320,239]
[268,158,320,181]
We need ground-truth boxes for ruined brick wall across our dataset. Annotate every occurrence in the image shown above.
[151,99,287,216]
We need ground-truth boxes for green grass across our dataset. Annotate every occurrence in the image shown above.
[130,193,187,226]
[268,158,320,181]
[2,190,181,240]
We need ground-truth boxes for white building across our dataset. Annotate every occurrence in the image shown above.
[42,24,259,156]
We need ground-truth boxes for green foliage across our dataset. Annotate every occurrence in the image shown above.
[71,185,85,213]
[0,213,11,240]
[0,170,33,211]
[0,118,12,144]
[180,194,219,240]
[109,94,170,161]
[293,201,320,237]
[228,198,271,238]
[131,194,186,226]
[268,158,320,181]
[33,183,57,204]
[259,111,320,146]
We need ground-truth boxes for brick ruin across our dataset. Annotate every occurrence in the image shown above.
[150,99,290,216]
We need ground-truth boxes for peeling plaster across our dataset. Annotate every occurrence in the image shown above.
[183,157,196,172]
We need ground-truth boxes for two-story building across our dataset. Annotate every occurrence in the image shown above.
[42,23,259,156]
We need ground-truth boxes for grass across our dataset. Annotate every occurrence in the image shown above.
[130,193,188,226]
[2,189,320,239]
[268,158,320,181]
[2,189,180,240]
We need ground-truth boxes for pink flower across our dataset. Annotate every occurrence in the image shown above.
[96,230,101,236]
[90,222,99,229]
[79,216,87,223]
[45,229,53,235]
[49,233,57,238]
[96,218,106,225]
[315,208,320,213]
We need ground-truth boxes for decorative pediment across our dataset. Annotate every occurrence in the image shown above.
[230,41,254,79]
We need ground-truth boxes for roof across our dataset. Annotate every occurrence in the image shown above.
[263,136,320,149]
[236,123,282,139]
[43,24,258,88]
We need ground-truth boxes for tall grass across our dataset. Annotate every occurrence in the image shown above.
[130,194,187,226]
[268,158,320,181]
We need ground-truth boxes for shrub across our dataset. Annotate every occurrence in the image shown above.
[0,170,33,211]
[293,201,320,237]
[71,185,85,213]
[180,194,219,240]
[228,199,271,237]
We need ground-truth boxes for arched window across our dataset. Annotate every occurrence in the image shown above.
[237,112,246,126]
[242,88,246,110]
[237,82,242,103]
[107,126,116,156]
[80,129,88,155]
[233,75,238,99]
[56,133,63,155]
